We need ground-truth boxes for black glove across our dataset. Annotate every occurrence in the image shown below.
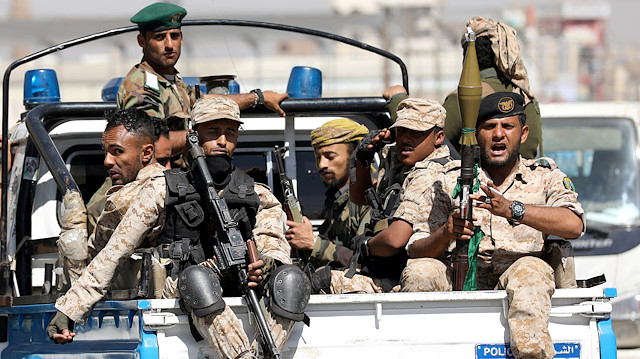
[46,311,74,344]
[355,129,386,166]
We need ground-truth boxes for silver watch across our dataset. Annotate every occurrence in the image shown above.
[508,200,525,225]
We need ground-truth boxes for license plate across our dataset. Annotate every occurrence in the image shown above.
[476,343,580,358]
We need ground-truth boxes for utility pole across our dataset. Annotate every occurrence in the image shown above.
[10,0,32,60]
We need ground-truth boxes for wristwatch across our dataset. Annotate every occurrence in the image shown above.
[250,89,264,108]
[508,200,525,226]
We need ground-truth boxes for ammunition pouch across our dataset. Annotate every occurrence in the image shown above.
[267,264,311,325]
[158,167,260,279]
[178,265,225,318]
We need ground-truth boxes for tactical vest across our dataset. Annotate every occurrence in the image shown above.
[157,167,260,282]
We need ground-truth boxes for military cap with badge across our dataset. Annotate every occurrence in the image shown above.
[130,2,187,32]
[477,92,525,124]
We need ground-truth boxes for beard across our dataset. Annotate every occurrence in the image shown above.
[320,170,347,189]
[480,141,521,169]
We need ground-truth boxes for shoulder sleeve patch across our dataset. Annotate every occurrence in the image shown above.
[144,71,159,91]
[563,177,576,192]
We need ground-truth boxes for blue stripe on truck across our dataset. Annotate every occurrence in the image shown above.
[598,317,617,359]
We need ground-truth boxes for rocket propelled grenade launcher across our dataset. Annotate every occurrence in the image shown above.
[453,27,482,291]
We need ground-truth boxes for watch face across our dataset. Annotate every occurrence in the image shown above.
[511,201,525,220]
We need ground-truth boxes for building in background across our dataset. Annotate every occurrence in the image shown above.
[0,0,635,129]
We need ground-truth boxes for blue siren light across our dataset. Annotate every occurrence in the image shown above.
[286,66,322,98]
[228,80,240,94]
[101,77,124,102]
[24,69,61,107]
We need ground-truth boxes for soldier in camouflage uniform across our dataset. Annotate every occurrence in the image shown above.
[443,17,542,159]
[86,119,170,236]
[396,92,584,359]
[285,119,371,281]
[47,108,167,344]
[118,2,288,159]
[323,96,450,294]
[330,97,454,294]
[80,123,170,295]
[159,97,309,359]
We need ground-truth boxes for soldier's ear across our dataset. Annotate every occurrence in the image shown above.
[137,33,146,48]
[141,143,154,165]
[520,124,529,144]
[434,130,445,146]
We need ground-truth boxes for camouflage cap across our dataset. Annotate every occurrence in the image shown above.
[192,97,243,126]
[130,2,187,32]
[310,118,369,148]
[477,92,525,123]
[389,98,445,132]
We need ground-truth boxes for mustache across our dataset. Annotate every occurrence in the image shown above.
[208,148,230,155]
[397,141,415,149]
[319,169,334,175]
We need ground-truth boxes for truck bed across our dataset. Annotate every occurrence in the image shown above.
[0,287,617,358]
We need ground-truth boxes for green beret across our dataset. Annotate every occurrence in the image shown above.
[130,2,187,32]
[477,92,525,124]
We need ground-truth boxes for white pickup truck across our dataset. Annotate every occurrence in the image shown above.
[541,102,640,350]
[0,20,617,359]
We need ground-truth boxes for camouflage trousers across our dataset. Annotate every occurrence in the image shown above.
[401,256,556,359]
[326,269,399,294]
[163,277,294,359]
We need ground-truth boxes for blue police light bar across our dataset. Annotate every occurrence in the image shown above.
[229,80,239,94]
[24,69,61,108]
[101,77,123,102]
[286,66,322,98]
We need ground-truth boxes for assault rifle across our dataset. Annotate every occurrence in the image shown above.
[273,146,309,263]
[452,27,482,291]
[274,146,304,223]
[187,131,281,359]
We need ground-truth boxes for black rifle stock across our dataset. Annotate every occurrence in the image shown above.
[187,132,281,359]
[273,146,309,263]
